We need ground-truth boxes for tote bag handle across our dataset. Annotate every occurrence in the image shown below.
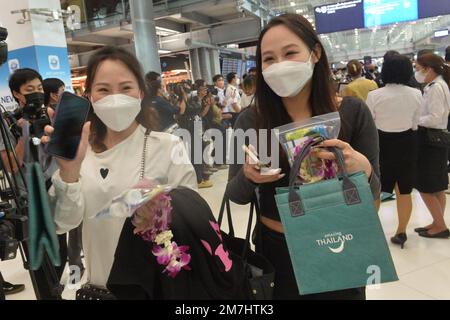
[288,140,361,217]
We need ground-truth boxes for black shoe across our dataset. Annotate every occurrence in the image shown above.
[414,227,430,233]
[391,233,407,249]
[2,281,25,295]
[418,229,450,239]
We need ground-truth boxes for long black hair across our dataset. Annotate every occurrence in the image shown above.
[255,13,337,132]
[254,14,339,169]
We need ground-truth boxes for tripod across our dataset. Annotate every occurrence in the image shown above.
[0,111,63,300]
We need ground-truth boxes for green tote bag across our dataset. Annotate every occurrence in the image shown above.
[274,141,398,295]
[27,162,60,270]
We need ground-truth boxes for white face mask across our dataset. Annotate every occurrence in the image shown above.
[263,52,314,97]
[414,70,428,84]
[235,78,241,86]
[92,94,141,132]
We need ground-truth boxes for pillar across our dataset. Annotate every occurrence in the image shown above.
[198,47,212,84]
[209,49,221,79]
[189,49,201,82]
[130,0,161,74]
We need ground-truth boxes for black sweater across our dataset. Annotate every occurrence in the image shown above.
[226,96,381,221]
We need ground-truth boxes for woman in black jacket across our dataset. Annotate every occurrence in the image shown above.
[226,13,381,300]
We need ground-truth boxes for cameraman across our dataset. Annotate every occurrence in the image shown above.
[1,69,61,298]
[0,68,47,296]
[1,68,45,174]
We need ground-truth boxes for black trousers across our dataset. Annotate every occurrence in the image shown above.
[257,223,366,300]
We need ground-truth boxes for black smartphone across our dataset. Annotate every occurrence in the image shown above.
[46,92,90,160]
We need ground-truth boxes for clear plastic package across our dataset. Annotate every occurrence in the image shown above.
[93,182,173,219]
[274,112,341,183]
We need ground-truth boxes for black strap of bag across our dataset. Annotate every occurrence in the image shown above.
[288,140,361,217]
[218,195,255,258]
[218,195,275,299]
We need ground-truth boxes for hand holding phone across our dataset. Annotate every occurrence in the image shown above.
[42,93,91,183]
[242,144,284,183]
[46,92,91,161]
[242,144,280,175]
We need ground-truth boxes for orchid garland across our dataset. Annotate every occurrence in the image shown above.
[132,192,191,278]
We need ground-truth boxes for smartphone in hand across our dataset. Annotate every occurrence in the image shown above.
[46,92,91,160]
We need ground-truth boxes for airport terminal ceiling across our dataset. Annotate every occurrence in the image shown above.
[63,0,449,63]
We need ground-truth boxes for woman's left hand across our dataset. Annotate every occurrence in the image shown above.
[313,139,372,178]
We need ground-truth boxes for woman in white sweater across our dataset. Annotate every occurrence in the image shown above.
[42,47,197,288]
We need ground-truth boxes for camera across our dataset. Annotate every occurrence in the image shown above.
[0,202,28,261]
[21,93,51,138]
[206,85,218,96]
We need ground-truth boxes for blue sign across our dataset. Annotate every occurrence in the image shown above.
[419,0,450,19]
[314,0,365,34]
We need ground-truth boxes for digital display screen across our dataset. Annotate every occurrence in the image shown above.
[364,0,418,28]
[419,0,450,18]
[314,0,450,34]
[314,0,365,34]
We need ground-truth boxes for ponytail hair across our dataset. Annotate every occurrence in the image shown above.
[417,53,450,89]
[347,60,362,78]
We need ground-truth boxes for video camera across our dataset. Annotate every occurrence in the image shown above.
[206,85,218,96]
[0,202,28,261]
[22,93,50,138]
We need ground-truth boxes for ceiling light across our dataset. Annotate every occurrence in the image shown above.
[290,2,296,7]
[158,49,172,54]
[296,9,303,14]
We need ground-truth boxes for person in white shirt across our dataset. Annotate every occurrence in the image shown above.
[240,75,256,109]
[213,74,226,108]
[223,72,242,128]
[42,47,197,288]
[413,53,450,239]
[366,54,422,248]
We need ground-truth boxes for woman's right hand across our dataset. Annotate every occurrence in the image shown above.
[41,108,91,183]
[243,154,285,184]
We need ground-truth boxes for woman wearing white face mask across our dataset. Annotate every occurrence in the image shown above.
[226,14,380,300]
[42,47,197,289]
[414,53,450,239]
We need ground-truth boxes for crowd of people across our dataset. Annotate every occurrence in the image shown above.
[1,13,449,300]
[144,69,257,189]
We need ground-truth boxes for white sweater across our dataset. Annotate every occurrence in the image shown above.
[49,125,197,287]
